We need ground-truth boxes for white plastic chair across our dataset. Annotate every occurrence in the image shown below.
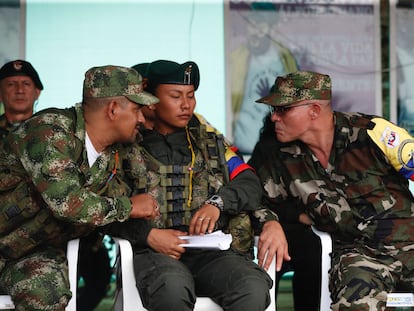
[311,227,333,311]
[112,236,276,311]
[0,238,80,311]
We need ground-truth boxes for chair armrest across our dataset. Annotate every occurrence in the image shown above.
[112,238,145,310]
[311,226,333,309]
[0,295,14,309]
[66,238,80,311]
[254,236,276,311]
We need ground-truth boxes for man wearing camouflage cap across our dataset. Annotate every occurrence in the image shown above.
[0,65,160,310]
[250,70,414,310]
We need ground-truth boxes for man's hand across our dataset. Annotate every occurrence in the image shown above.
[147,228,187,260]
[129,193,160,220]
[257,220,290,271]
[189,204,220,235]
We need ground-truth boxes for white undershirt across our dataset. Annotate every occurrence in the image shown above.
[85,132,101,167]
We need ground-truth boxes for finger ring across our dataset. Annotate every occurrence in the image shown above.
[198,217,204,221]
[205,217,211,220]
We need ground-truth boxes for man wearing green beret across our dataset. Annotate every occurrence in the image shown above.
[251,70,414,310]
[0,65,160,310]
[109,59,290,311]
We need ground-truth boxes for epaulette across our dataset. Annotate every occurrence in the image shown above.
[194,113,221,135]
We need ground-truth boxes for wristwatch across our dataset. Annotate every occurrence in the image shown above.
[204,195,224,212]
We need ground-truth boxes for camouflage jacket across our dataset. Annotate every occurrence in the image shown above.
[253,111,414,248]
[0,114,14,139]
[107,114,277,252]
[0,104,132,260]
[0,114,21,151]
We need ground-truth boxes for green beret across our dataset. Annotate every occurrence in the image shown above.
[0,59,43,90]
[256,71,331,106]
[146,60,200,91]
[82,65,159,106]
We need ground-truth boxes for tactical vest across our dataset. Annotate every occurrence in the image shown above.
[132,117,254,254]
[134,121,225,228]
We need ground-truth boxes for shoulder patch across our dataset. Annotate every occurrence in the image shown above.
[368,117,414,180]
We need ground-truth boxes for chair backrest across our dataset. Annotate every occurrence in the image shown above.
[112,236,276,311]
[0,239,80,311]
[311,227,333,310]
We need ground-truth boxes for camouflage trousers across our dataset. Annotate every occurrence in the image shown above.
[0,246,71,311]
[330,241,414,311]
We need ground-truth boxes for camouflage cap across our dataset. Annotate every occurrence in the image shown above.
[146,60,200,91]
[256,71,331,106]
[0,59,43,90]
[82,65,159,106]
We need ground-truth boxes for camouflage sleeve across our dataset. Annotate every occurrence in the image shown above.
[8,114,131,226]
[250,207,279,235]
[249,140,304,223]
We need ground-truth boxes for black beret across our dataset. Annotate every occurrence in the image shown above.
[0,60,43,90]
[146,60,200,91]
[132,63,150,78]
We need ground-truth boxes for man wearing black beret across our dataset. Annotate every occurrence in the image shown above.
[0,59,43,141]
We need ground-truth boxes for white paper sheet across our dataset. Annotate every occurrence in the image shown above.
[179,230,232,250]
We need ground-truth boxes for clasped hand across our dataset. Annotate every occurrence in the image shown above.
[129,193,160,220]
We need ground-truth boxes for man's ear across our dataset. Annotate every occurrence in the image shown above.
[309,103,322,120]
[34,89,41,101]
[107,100,119,121]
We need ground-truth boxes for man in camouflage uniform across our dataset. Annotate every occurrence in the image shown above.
[107,60,289,311]
[253,70,414,310]
[0,60,117,310]
[0,65,160,310]
[249,112,322,311]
